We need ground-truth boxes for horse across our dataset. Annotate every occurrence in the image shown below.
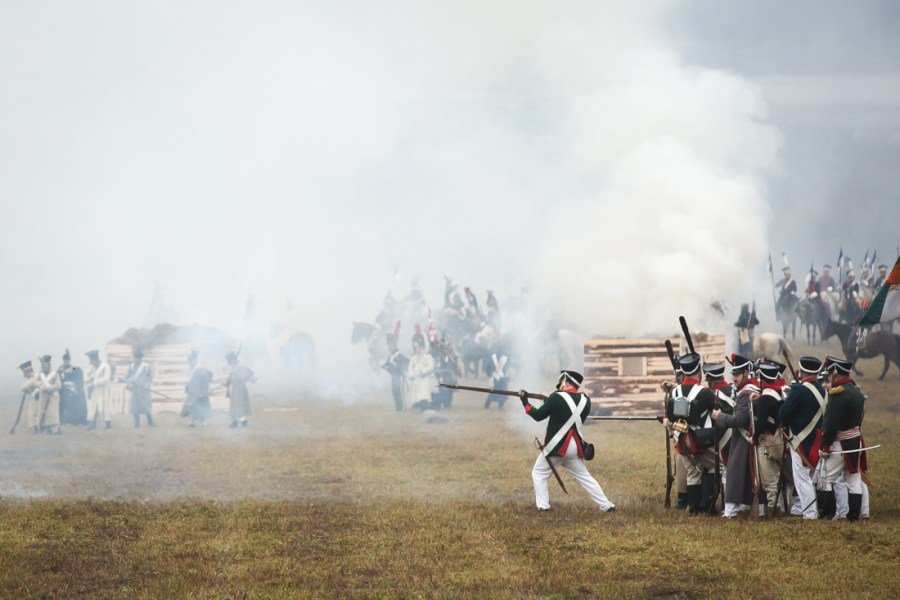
[776,295,799,340]
[281,331,316,374]
[855,329,900,380]
[821,320,864,376]
[797,298,828,345]
[351,322,388,370]
[752,332,795,365]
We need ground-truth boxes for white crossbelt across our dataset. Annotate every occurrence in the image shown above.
[541,392,587,457]
[787,382,826,451]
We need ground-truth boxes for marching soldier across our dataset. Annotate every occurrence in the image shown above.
[817,355,868,521]
[126,348,154,428]
[58,349,87,425]
[663,353,717,515]
[753,360,787,515]
[84,350,112,430]
[520,370,615,512]
[712,353,758,518]
[703,362,734,511]
[36,355,62,434]
[183,349,212,427]
[19,360,41,434]
[226,350,254,428]
[778,356,826,519]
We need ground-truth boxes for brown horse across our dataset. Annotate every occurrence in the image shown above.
[856,330,900,380]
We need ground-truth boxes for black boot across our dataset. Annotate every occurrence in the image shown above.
[105,420,112,430]
[847,493,863,521]
[230,420,239,429]
[146,414,155,427]
[819,490,837,520]
[676,492,688,509]
[700,472,718,515]
[687,484,703,515]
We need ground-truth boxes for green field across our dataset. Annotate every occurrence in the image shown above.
[1,340,897,598]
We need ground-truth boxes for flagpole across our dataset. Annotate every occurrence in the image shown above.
[769,252,778,320]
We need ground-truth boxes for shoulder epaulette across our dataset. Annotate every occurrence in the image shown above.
[830,386,844,395]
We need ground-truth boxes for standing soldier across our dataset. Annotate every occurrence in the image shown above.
[126,348,154,428]
[661,363,688,509]
[483,340,511,410]
[703,362,734,512]
[58,349,87,425]
[520,370,615,512]
[183,349,212,428]
[734,303,759,356]
[712,353,758,518]
[382,332,409,411]
[84,350,112,430]
[817,355,868,521]
[753,360,787,515]
[36,355,62,434]
[663,353,717,515]
[226,350,254,428]
[406,336,436,411]
[432,335,462,410]
[19,360,41,434]
[778,356,826,519]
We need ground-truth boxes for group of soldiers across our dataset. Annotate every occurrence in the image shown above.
[776,262,891,322]
[662,350,870,520]
[382,324,464,412]
[15,347,255,434]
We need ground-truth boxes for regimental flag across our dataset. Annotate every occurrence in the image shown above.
[838,248,844,271]
[859,256,900,326]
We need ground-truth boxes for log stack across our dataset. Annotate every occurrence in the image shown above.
[583,332,726,416]
[105,324,237,415]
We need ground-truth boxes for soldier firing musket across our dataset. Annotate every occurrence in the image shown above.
[444,371,617,512]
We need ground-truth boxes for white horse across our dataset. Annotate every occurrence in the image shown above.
[752,332,795,365]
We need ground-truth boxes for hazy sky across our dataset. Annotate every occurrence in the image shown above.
[1,1,897,380]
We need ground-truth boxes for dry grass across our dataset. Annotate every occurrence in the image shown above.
[0,339,897,598]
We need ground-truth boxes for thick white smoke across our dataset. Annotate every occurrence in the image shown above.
[0,1,779,381]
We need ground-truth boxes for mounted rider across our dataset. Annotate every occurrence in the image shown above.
[776,266,798,316]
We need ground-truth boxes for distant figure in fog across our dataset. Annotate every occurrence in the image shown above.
[182,349,212,427]
[126,348,154,428]
[734,302,758,356]
[406,336,436,411]
[58,349,87,426]
[226,350,255,428]
[84,349,112,430]
[382,330,409,411]
[36,355,62,434]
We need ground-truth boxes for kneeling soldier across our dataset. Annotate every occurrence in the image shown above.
[520,370,615,512]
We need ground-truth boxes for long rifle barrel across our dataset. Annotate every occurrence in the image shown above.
[587,415,662,422]
[439,383,547,400]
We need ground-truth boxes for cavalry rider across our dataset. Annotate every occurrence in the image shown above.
[753,359,787,515]
[520,371,615,512]
[663,353,717,515]
[842,270,860,313]
[818,355,868,521]
[873,264,888,290]
[778,356,826,519]
[712,353,759,518]
[819,264,836,292]
[776,266,798,315]
[703,362,734,511]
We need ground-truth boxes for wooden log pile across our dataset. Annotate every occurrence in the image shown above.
[583,333,726,416]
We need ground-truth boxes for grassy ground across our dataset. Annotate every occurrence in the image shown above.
[0,339,897,598]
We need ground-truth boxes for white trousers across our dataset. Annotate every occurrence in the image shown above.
[790,448,818,519]
[87,387,111,423]
[532,441,614,511]
[820,441,862,494]
[834,481,870,519]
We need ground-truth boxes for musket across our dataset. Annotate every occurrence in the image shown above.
[772,357,799,516]
[679,316,695,354]
[748,393,763,520]
[535,437,568,494]
[440,385,659,421]
[712,390,722,515]
[9,391,28,435]
[663,339,678,508]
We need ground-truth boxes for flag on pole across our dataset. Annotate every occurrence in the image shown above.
[782,252,790,268]
[870,250,877,269]
[862,249,869,269]
[859,256,900,326]
[838,248,844,270]
[768,253,774,276]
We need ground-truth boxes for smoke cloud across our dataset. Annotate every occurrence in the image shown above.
[0,1,780,384]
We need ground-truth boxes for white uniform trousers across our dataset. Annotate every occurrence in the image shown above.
[87,386,111,423]
[790,447,818,519]
[834,481,870,519]
[532,440,614,511]
[820,441,862,494]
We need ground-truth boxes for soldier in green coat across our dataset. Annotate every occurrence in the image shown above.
[520,370,615,512]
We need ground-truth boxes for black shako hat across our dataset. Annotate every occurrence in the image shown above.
[727,353,753,374]
[702,362,725,378]
[18,360,33,371]
[557,370,584,388]
[133,347,144,359]
[63,348,71,361]
[40,355,52,364]
[799,356,823,374]
[824,354,853,375]
[757,360,783,382]
[225,351,238,364]
[188,349,199,361]
[677,352,701,376]
[86,350,100,361]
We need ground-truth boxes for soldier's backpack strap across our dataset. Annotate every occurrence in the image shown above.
[788,382,826,451]
[542,392,587,457]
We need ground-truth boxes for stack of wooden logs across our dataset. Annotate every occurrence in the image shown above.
[583,333,726,416]
[105,343,231,415]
